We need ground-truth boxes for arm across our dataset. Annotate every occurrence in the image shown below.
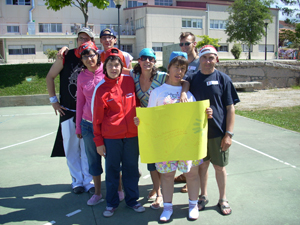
[220,104,235,151]
[92,90,105,147]
[180,80,190,103]
[75,74,85,137]
[122,67,131,75]
[57,46,69,60]
[46,58,66,116]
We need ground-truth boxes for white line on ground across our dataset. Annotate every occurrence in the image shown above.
[233,140,297,168]
[66,209,81,217]
[0,113,53,117]
[143,174,151,179]
[0,132,55,151]
[43,221,56,225]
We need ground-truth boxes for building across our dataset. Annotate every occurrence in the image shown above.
[0,0,279,64]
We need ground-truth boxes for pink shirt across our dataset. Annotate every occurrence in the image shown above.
[76,64,105,134]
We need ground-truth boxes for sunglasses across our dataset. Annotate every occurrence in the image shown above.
[140,56,155,62]
[82,54,96,60]
[179,42,192,47]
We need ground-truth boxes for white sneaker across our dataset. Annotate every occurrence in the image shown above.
[128,203,145,212]
[189,200,199,220]
[160,203,173,222]
[103,206,117,217]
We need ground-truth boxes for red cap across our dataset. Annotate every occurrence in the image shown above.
[105,47,124,60]
[75,41,98,58]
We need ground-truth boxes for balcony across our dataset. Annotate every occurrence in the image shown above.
[0,23,136,37]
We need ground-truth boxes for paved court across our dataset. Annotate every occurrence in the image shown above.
[0,105,299,225]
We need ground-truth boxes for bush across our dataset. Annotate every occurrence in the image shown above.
[44,49,58,62]
[231,43,242,59]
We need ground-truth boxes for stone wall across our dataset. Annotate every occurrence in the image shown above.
[216,61,300,89]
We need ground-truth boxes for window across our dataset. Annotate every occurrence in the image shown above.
[121,45,133,53]
[8,45,35,55]
[259,44,274,52]
[152,42,173,52]
[217,44,228,52]
[210,20,227,30]
[7,26,19,33]
[39,23,62,33]
[155,0,172,6]
[135,18,144,29]
[242,44,253,52]
[107,0,115,8]
[128,1,143,8]
[182,19,202,29]
[43,45,68,52]
[6,0,30,5]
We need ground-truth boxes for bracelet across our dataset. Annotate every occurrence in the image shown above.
[49,96,58,104]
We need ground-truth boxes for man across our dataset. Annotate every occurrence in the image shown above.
[174,32,200,193]
[185,45,240,215]
[46,27,95,194]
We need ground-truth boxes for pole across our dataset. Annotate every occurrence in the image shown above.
[265,23,268,60]
[117,4,121,49]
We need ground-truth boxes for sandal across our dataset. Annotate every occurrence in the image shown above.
[180,184,188,193]
[198,195,209,211]
[147,190,156,201]
[217,199,232,216]
[150,195,163,210]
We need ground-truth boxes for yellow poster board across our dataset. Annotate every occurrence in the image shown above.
[136,100,209,164]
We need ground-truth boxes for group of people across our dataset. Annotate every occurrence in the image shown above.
[46,28,240,222]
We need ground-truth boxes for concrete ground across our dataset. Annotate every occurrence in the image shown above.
[0,105,299,225]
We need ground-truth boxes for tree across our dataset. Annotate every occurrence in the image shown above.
[279,23,300,48]
[225,0,273,59]
[277,0,300,24]
[231,43,242,59]
[195,35,221,49]
[44,0,109,27]
[44,49,58,62]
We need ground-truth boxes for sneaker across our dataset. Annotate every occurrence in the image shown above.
[87,194,103,206]
[128,203,145,213]
[73,186,84,194]
[189,201,199,220]
[160,203,173,222]
[103,206,117,217]
[88,187,95,194]
[118,190,125,201]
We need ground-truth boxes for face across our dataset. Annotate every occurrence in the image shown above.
[106,59,122,79]
[168,62,187,85]
[100,32,117,50]
[81,50,98,71]
[200,53,218,74]
[77,33,92,46]
[138,55,155,72]
[179,35,196,55]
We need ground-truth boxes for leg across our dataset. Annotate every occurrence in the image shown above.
[149,170,162,209]
[160,171,176,203]
[199,160,210,197]
[185,165,200,201]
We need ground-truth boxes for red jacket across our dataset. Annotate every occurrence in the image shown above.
[92,74,137,146]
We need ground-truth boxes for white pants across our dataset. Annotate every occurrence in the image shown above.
[61,117,94,191]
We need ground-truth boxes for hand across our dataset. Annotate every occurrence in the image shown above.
[97,145,106,157]
[52,102,66,116]
[57,46,69,60]
[133,117,140,126]
[77,134,82,139]
[220,134,232,151]
[180,92,188,103]
[206,107,213,119]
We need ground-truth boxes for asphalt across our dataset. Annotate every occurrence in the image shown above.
[0,105,299,225]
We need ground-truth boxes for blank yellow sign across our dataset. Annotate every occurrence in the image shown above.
[136,100,209,164]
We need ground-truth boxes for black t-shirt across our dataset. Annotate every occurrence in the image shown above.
[185,69,240,139]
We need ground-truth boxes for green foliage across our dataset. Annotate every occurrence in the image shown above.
[0,64,59,96]
[280,23,300,48]
[195,35,221,49]
[44,49,58,61]
[225,0,273,59]
[231,43,242,59]
[236,106,300,133]
[276,0,300,24]
[44,0,109,27]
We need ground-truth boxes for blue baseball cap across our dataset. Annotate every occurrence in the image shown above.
[100,28,116,38]
[169,51,188,63]
[139,48,156,60]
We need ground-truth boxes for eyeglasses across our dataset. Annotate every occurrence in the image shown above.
[179,42,192,47]
[82,54,96,60]
[140,56,155,62]
[101,36,114,41]
[78,37,91,42]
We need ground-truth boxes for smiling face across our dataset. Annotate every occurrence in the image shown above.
[200,53,218,74]
[81,50,98,72]
[77,33,92,46]
[138,55,156,72]
[105,58,122,79]
[100,31,117,51]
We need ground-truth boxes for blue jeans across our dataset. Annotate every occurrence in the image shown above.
[80,119,103,176]
[104,137,140,208]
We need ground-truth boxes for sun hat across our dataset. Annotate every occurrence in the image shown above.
[169,51,188,63]
[78,27,95,39]
[198,45,218,58]
[100,28,116,38]
[138,48,156,60]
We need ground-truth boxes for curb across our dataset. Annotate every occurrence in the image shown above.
[0,94,51,107]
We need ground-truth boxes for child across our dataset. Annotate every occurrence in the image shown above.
[134,52,213,222]
[92,48,145,217]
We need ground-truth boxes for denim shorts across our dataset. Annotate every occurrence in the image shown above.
[80,119,103,176]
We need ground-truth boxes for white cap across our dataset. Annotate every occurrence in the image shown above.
[78,27,95,39]
[198,45,218,58]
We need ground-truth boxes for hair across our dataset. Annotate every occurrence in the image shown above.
[168,56,189,74]
[79,49,101,69]
[133,63,158,82]
[103,55,124,77]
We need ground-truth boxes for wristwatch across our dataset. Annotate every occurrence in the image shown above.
[226,131,234,138]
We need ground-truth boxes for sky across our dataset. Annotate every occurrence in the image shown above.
[272,0,299,21]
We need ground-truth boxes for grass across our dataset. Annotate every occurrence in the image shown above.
[236,106,300,133]
[0,63,59,96]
